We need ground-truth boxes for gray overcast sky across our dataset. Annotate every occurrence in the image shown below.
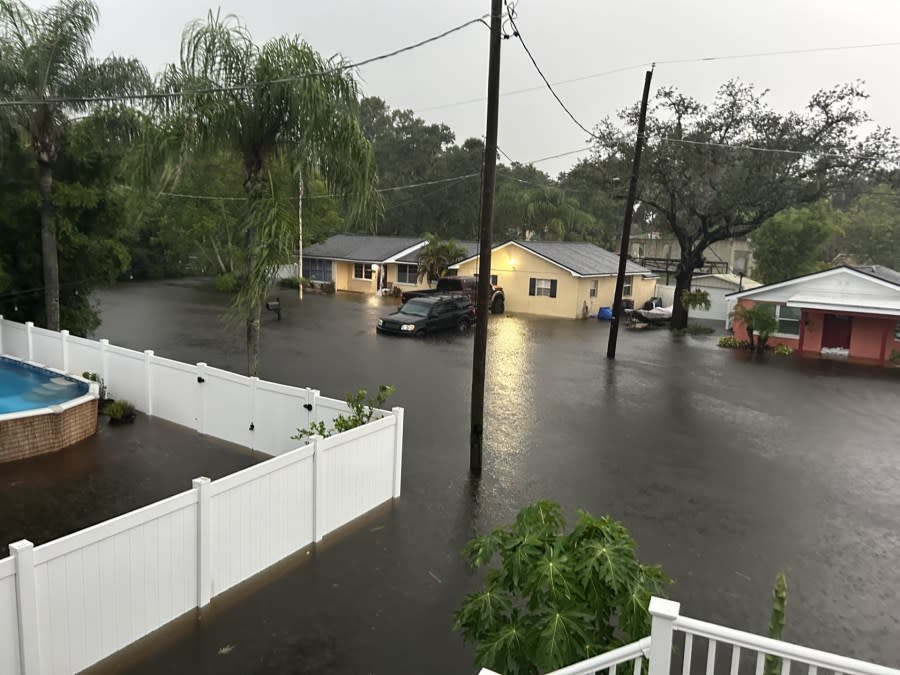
[28,0,900,177]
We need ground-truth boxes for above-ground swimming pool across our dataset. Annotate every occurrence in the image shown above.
[0,356,98,463]
[0,356,89,413]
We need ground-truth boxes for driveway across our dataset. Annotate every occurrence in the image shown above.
[87,279,900,674]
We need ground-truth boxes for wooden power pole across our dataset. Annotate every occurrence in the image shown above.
[607,68,654,359]
[470,0,503,475]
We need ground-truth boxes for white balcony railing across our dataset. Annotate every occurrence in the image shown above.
[479,597,900,675]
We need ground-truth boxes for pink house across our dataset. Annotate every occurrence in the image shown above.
[728,265,900,366]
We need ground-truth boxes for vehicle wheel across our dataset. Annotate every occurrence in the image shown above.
[415,329,426,338]
[456,319,471,333]
[491,297,505,314]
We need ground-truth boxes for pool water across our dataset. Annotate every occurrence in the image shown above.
[0,357,89,414]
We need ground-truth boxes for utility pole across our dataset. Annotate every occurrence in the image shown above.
[298,175,304,300]
[470,0,503,475]
[607,68,653,359]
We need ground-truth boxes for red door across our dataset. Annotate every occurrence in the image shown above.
[822,314,852,349]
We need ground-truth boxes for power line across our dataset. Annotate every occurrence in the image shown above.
[413,63,649,114]
[413,40,900,116]
[154,172,482,202]
[655,40,900,66]
[0,16,489,108]
[656,136,896,164]
[504,3,598,140]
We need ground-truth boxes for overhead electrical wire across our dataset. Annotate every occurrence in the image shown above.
[503,2,599,140]
[656,136,895,164]
[0,15,490,108]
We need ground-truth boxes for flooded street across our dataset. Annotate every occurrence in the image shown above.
[77,279,900,673]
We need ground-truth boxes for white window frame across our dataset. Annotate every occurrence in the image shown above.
[623,277,633,297]
[773,304,801,338]
[353,263,373,280]
[535,278,553,297]
[396,263,418,285]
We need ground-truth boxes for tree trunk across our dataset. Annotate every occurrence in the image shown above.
[670,264,693,330]
[38,161,60,331]
[244,160,264,377]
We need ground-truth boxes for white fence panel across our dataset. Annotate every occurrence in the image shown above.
[209,446,315,595]
[0,557,21,675]
[30,327,62,370]
[105,345,148,410]
[203,367,252,448]
[254,381,312,455]
[66,335,102,378]
[318,416,397,534]
[32,491,198,675]
[150,357,199,430]
[3,321,28,359]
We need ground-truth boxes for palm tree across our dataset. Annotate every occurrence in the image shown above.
[0,0,149,330]
[143,11,376,375]
[416,232,466,285]
[731,302,778,352]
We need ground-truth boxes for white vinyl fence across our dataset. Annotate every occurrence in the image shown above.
[481,598,900,675]
[0,317,404,675]
[0,317,378,455]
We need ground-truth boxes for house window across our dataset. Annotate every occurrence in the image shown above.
[589,280,598,298]
[302,257,332,282]
[775,305,801,336]
[623,277,633,297]
[529,278,557,298]
[353,263,373,280]
[396,263,418,284]
[895,320,900,340]
[474,273,499,285]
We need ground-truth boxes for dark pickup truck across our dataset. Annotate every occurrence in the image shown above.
[377,295,475,337]
[400,276,505,314]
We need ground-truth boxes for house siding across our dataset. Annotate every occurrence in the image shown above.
[455,246,654,319]
[385,263,431,292]
[333,261,377,293]
[733,299,898,364]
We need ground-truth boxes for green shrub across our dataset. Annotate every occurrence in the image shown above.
[774,344,794,356]
[278,276,311,289]
[292,385,395,440]
[104,399,136,422]
[454,501,670,674]
[890,349,900,364]
[719,336,739,348]
[321,281,336,295]
[214,273,238,293]
[82,371,108,399]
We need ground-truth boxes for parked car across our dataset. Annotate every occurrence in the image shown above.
[400,276,505,314]
[377,295,475,336]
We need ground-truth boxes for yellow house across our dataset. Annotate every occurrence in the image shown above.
[449,240,657,319]
[302,235,428,294]
[302,235,480,294]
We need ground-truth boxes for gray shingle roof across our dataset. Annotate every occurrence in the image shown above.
[395,240,480,264]
[853,264,900,287]
[512,240,653,276]
[303,234,424,263]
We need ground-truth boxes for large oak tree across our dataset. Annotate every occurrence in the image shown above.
[592,80,895,328]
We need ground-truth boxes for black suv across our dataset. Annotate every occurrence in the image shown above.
[377,295,475,336]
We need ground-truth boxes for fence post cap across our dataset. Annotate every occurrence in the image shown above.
[60,329,69,336]
[391,406,404,414]
[648,596,680,620]
[25,321,34,327]
[99,338,109,345]
[144,349,154,356]
[192,476,212,488]
[9,539,34,554]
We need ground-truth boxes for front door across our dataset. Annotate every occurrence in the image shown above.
[822,314,852,349]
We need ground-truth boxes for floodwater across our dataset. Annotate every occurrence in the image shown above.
[76,279,900,673]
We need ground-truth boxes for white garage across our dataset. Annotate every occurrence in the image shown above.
[656,273,761,327]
